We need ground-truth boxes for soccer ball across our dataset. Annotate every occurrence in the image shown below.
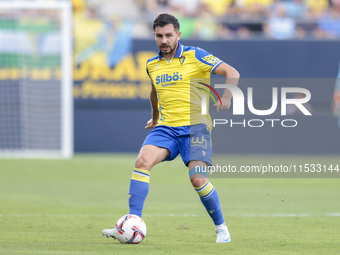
[115,214,147,244]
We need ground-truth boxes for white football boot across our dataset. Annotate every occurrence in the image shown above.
[215,227,231,243]
[102,228,118,239]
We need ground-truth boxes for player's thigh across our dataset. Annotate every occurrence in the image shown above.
[135,145,170,171]
[179,124,212,167]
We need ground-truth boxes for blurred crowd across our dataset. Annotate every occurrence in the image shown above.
[74,0,340,40]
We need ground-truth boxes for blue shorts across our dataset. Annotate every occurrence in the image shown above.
[142,124,212,166]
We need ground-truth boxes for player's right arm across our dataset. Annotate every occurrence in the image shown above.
[145,85,159,129]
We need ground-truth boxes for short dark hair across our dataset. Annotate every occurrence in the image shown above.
[153,13,180,31]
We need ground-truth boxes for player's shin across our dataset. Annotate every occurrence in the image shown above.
[189,168,224,225]
[128,168,150,217]
[198,185,225,225]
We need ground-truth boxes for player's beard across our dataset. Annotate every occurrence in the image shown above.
[159,42,177,56]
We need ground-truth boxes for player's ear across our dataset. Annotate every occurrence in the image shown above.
[177,31,181,40]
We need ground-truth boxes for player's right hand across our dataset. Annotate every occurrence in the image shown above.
[332,101,340,117]
[145,119,158,129]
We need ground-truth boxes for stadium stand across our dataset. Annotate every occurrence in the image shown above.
[68,0,340,40]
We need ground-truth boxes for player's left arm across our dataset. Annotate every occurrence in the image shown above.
[213,63,240,111]
[332,69,340,117]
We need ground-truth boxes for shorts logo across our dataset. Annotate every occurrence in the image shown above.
[202,151,206,156]
[191,136,207,149]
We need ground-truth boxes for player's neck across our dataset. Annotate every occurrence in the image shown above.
[163,55,173,60]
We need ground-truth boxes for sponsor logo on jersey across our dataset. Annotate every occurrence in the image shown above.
[156,72,182,85]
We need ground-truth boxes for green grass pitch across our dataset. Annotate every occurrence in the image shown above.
[0,154,339,254]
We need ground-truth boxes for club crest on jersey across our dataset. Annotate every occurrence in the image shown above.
[156,73,183,85]
[179,57,185,65]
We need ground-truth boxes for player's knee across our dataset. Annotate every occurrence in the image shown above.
[135,154,152,171]
[190,176,208,188]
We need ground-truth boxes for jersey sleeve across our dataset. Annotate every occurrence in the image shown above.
[195,47,223,73]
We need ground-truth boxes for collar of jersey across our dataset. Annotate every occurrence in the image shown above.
[158,42,183,61]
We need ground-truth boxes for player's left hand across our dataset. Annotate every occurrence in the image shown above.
[214,98,231,112]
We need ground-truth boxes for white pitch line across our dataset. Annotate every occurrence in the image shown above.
[0,213,339,218]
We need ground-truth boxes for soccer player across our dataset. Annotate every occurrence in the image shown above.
[102,13,240,243]
[332,62,340,128]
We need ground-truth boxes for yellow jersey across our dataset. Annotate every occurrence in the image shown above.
[146,42,223,130]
